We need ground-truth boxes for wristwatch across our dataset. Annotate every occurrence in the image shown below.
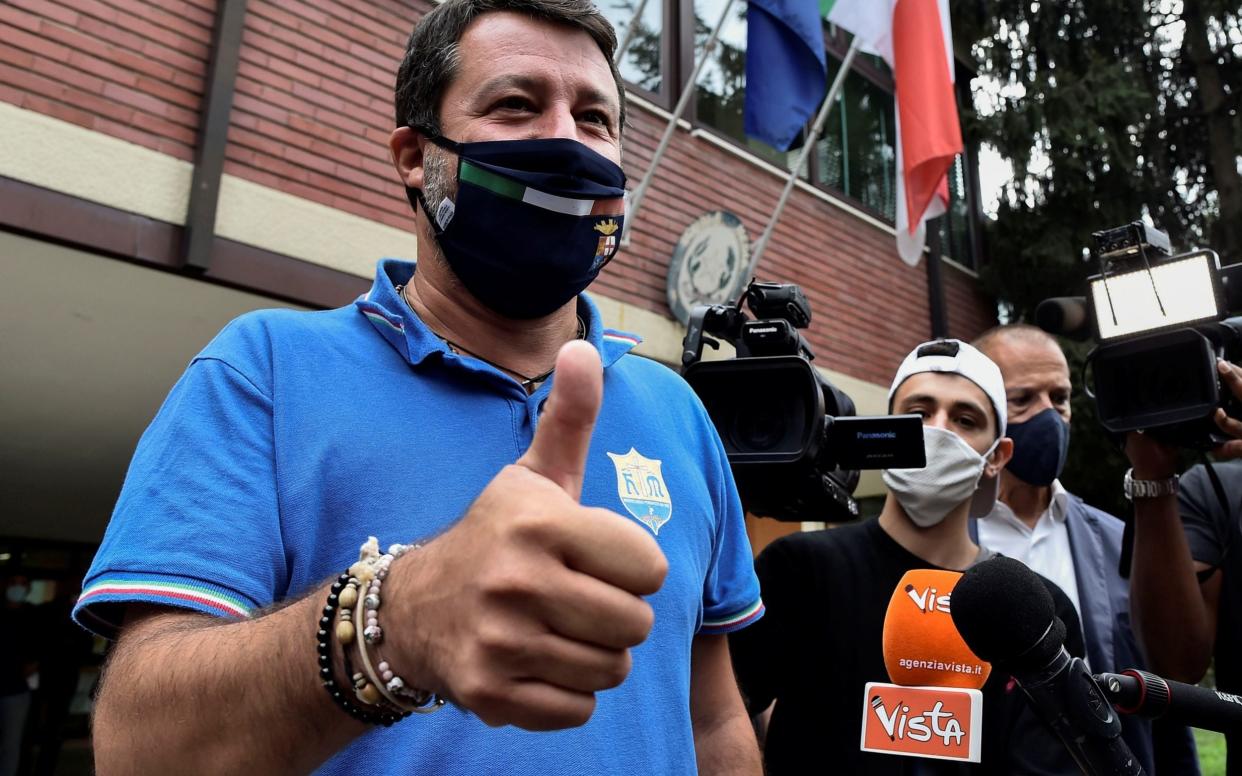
[1123,468,1180,500]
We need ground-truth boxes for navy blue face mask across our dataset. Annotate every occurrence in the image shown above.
[407,134,627,319]
[1006,407,1071,486]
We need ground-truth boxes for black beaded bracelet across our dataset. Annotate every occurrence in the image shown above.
[317,572,404,726]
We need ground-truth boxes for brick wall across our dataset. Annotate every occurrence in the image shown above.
[228,0,421,230]
[611,110,996,385]
[0,0,212,160]
[944,262,998,344]
[0,0,995,386]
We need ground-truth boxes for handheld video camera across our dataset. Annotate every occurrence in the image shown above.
[681,280,925,522]
[1035,221,1242,449]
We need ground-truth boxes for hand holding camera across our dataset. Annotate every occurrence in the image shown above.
[1212,359,1242,458]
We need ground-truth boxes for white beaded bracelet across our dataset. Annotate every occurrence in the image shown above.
[350,538,444,715]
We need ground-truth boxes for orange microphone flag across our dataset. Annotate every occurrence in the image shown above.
[882,568,991,689]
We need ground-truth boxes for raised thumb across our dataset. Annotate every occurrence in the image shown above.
[517,339,603,500]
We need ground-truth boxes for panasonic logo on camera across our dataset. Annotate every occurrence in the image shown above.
[749,326,779,334]
[857,432,898,440]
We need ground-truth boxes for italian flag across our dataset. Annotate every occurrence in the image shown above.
[822,0,963,266]
[460,160,625,217]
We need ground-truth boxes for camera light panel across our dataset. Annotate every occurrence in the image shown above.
[1090,253,1219,341]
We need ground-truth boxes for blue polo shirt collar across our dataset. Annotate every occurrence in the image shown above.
[354,259,641,371]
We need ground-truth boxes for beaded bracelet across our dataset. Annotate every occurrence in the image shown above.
[352,540,445,714]
[315,572,403,726]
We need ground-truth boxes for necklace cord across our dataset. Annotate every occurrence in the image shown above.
[396,284,585,388]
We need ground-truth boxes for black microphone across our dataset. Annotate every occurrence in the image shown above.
[1095,669,1242,733]
[1034,297,1093,341]
[950,557,1144,775]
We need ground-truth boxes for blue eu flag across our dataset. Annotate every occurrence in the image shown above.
[743,0,828,151]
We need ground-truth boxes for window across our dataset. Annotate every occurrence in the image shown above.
[814,54,897,221]
[936,153,976,270]
[600,0,666,95]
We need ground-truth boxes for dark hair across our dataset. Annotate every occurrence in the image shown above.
[394,0,627,136]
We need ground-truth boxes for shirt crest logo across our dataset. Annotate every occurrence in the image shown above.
[607,448,672,535]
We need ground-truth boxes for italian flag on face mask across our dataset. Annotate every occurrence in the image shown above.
[459,160,625,218]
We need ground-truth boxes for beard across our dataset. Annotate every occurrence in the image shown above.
[422,143,457,209]
[417,143,460,282]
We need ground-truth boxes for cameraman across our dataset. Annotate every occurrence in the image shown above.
[1129,358,1242,775]
[729,339,1085,774]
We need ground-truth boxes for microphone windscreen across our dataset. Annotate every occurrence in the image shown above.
[1034,297,1090,339]
[882,569,991,689]
[949,556,1056,664]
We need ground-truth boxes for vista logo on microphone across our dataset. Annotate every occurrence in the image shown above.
[860,682,982,762]
[905,582,951,614]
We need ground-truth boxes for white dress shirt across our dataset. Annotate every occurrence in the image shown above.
[977,479,1082,625]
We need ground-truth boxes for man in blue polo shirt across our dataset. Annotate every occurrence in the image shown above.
[74,1,763,773]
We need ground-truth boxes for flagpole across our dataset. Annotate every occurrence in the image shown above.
[614,0,653,64]
[620,0,738,247]
[746,37,861,275]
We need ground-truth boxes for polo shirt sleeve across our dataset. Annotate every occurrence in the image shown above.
[1177,463,1231,568]
[727,536,799,713]
[74,345,286,639]
[697,426,763,636]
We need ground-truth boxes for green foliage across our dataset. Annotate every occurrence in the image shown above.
[956,0,1241,514]
[955,0,1242,321]
[1194,727,1227,775]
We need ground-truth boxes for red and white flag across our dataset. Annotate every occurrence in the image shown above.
[824,0,963,265]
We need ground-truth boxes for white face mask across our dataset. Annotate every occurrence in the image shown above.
[883,426,998,528]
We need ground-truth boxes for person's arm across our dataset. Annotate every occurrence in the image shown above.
[94,599,362,775]
[726,538,795,719]
[1125,434,1221,683]
[690,634,762,776]
[92,342,668,774]
[1124,359,1242,683]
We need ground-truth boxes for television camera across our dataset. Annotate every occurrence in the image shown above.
[681,280,925,522]
[1035,221,1242,449]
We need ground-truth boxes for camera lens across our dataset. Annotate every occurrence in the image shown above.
[731,406,789,453]
[683,357,821,462]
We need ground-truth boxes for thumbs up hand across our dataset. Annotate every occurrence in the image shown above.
[381,341,668,730]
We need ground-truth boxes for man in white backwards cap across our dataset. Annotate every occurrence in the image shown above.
[729,339,1086,775]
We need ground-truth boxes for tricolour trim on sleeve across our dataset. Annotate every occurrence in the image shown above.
[699,598,765,635]
[74,574,257,639]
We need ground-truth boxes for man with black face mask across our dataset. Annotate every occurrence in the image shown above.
[971,324,1199,775]
[72,1,763,774]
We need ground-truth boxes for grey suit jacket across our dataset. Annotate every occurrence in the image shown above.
[972,494,1200,774]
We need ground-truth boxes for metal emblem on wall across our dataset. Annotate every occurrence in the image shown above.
[666,211,751,325]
